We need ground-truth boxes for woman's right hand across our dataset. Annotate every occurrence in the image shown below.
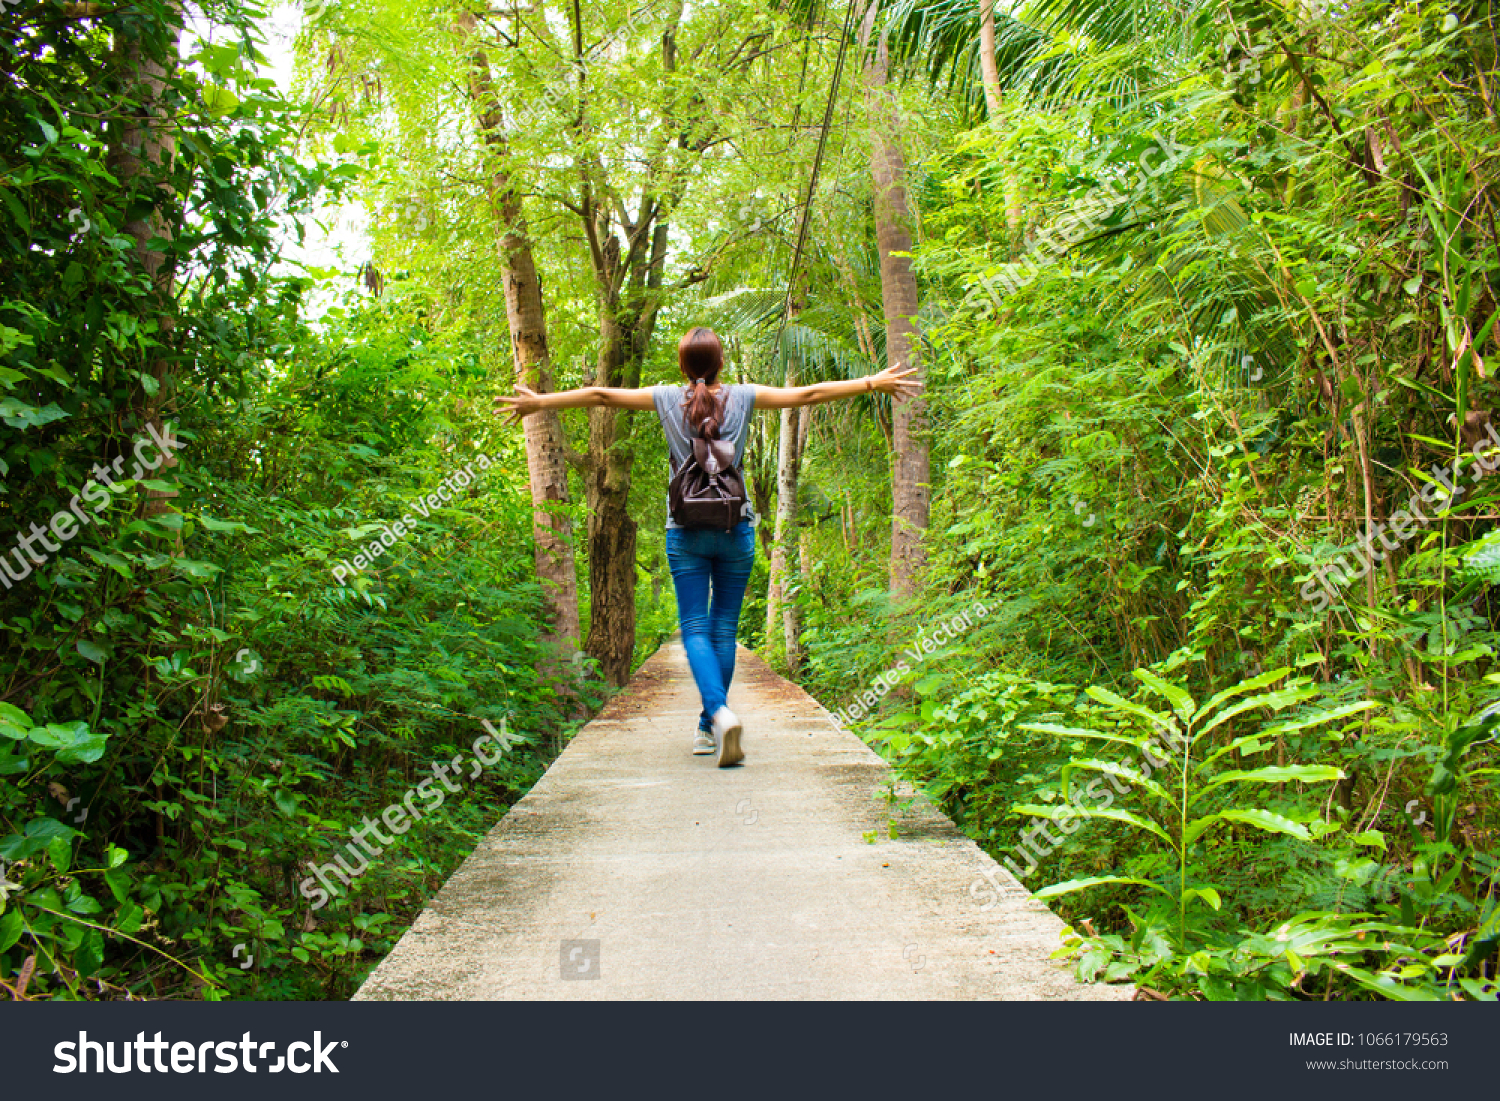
[868,364,922,398]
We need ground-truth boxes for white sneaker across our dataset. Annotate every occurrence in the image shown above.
[692,730,715,755]
[711,706,744,768]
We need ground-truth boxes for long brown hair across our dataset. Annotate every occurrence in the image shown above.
[678,326,726,438]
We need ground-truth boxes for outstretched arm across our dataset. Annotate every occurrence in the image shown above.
[495,385,656,425]
[754,364,920,410]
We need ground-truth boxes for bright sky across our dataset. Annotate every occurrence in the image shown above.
[242,4,370,289]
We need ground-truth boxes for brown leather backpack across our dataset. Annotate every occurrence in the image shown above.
[668,437,747,531]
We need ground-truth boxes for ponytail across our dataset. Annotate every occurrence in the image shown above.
[678,326,725,439]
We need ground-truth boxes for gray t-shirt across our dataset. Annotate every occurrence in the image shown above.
[651,383,759,528]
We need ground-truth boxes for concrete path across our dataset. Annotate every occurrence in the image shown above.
[355,640,1131,1000]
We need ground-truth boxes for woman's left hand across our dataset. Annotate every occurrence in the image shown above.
[869,364,922,398]
[495,386,541,426]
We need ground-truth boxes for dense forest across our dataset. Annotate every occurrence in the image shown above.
[1,0,1496,1001]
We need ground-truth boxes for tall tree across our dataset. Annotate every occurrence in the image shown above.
[458,10,581,674]
[107,0,183,523]
[568,2,688,685]
[978,0,1004,116]
[562,0,761,683]
[978,0,1023,236]
[858,0,929,599]
[764,305,807,670]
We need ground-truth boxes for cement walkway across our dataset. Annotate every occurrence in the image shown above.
[354,640,1131,1000]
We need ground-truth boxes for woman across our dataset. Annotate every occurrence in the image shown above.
[496,326,919,768]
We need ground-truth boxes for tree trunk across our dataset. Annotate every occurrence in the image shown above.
[978,0,1023,239]
[978,0,1004,117]
[502,228,581,670]
[571,2,692,686]
[459,11,581,674]
[108,4,181,523]
[749,449,776,557]
[582,462,638,687]
[788,403,813,662]
[765,400,803,669]
[583,307,640,687]
[860,2,930,601]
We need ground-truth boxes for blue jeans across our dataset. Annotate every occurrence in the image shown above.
[666,521,756,728]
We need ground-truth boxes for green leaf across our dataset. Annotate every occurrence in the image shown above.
[1012,802,1174,845]
[1085,686,1180,738]
[103,867,130,905]
[0,702,31,740]
[0,745,26,774]
[1132,669,1194,722]
[199,515,261,534]
[0,398,69,429]
[1198,684,1318,737]
[1032,875,1176,901]
[48,836,72,876]
[202,82,241,116]
[1192,667,1291,724]
[1062,758,1174,804]
[1019,721,1143,750]
[0,910,22,953]
[1261,701,1378,736]
[1344,966,1443,1001]
[28,721,107,764]
[83,549,134,579]
[0,817,82,860]
[1185,808,1312,845]
[914,674,946,696]
[75,640,109,664]
[1182,887,1222,911]
[1199,733,1271,769]
[1196,764,1344,798]
[0,189,30,236]
[114,902,145,935]
[66,892,102,915]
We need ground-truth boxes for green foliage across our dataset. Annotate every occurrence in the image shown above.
[797,0,1500,1001]
[0,2,602,999]
[6,0,1500,1004]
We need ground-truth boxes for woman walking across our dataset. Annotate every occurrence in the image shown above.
[497,327,918,767]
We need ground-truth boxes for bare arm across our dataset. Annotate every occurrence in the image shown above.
[495,385,656,424]
[753,364,921,410]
